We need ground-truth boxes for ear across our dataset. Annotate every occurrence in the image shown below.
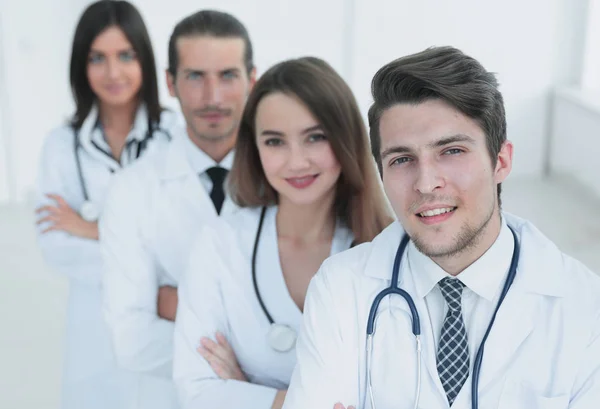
[247,67,257,92]
[494,140,513,184]
[166,69,176,98]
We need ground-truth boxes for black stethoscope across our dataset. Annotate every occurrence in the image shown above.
[73,122,171,222]
[251,206,298,352]
[251,206,354,353]
[365,225,520,409]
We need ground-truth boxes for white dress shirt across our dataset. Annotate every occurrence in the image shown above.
[409,218,515,368]
[180,131,234,193]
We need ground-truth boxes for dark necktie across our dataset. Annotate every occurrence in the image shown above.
[205,166,228,215]
[437,277,470,406]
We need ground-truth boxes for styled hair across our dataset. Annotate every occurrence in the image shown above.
[168,10,254,77]
[69,0,161,129]
[368,46,506,200]
[228,57,393,244]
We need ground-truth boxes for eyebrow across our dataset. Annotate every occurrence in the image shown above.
[182,67,241,75]
[381,133,476,159]
[89,47,134,53]
[259,124,323,137]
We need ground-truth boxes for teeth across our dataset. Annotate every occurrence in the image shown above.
[419,207,454,217]
[290,176,314,182]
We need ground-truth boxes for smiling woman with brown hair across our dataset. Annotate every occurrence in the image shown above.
[172,56,392,409]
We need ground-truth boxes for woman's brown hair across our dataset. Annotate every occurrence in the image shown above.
[228,57,393,244]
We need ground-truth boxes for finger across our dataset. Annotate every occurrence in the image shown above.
[35,205,58,214]
[200,337,219,353]
[45,194,62,203]
[36,215,59,225]
[41,225,62,234]
[201,337,230,363]
[208,358,229,379]
[215,332,234,353]
[333,404,346,409]
[197,347,229,379]
[46,194,69,209]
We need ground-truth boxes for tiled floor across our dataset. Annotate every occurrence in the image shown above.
[0,174,598,409]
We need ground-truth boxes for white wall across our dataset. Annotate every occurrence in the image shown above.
[550,87,600,199]
[1,0,80,203]
[0,0,592,204]
[350,0,590,178]
[129,0,351,112]
[0,8,15,203]
[582,0,600,89]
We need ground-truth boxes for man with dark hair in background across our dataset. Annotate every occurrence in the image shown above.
[100,10,256,408]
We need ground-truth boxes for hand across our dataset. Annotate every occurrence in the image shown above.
[334,404,355,409]
[157,286,178,321]
[197,331,247,382]
[36,194,99,240]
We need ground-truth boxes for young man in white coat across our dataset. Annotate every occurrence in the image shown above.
[282,46,600,409]
[99,10,255,408]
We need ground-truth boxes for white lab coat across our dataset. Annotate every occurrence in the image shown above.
[35,104,177,409]
[99,132,237,409]
[283,213,600,409]
[173,205,354,408]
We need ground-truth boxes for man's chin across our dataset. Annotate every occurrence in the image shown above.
[191,127,235,142]
[407,228,458,257]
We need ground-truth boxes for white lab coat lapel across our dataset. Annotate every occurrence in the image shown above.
[78,104,154,170]
[161,137,217,220]
[260,207,302,325]
[78,105,121,170]
[151,137,218,283]
[403,247,449,405]
[361,223,447,408]
[473,215,566,394]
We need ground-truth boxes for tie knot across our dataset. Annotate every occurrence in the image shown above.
[206,166,228,185]
[438,277,465,311]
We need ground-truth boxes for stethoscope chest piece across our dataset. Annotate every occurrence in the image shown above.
[267,323,297,352]
[80,200,99,222]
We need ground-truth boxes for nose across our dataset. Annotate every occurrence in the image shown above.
[106,58,121,80]
[413,159,444,194]
[203,77,222,105]
[287,143,310,172]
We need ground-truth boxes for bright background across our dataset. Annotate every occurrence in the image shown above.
[1,0,599,407]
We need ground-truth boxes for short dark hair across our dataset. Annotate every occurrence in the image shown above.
[69,0,161,129]
[368,46,506,200]
[228,57,393,244]
[168,10,254,77]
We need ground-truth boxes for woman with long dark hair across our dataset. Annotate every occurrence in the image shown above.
[34,2,176,408]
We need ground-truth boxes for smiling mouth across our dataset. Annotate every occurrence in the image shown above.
[285,174,319,188]
[416,207,457,218]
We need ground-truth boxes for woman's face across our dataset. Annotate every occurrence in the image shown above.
[254,92,342,208]
[86,26,142,108]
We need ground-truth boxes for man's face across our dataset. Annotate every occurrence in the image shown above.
[167,36,255,144]
[378,99,512,259]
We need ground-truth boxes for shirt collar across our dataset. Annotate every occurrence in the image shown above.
[408,217,515,302]
[82,103,150,147]
[181,133,234,175]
